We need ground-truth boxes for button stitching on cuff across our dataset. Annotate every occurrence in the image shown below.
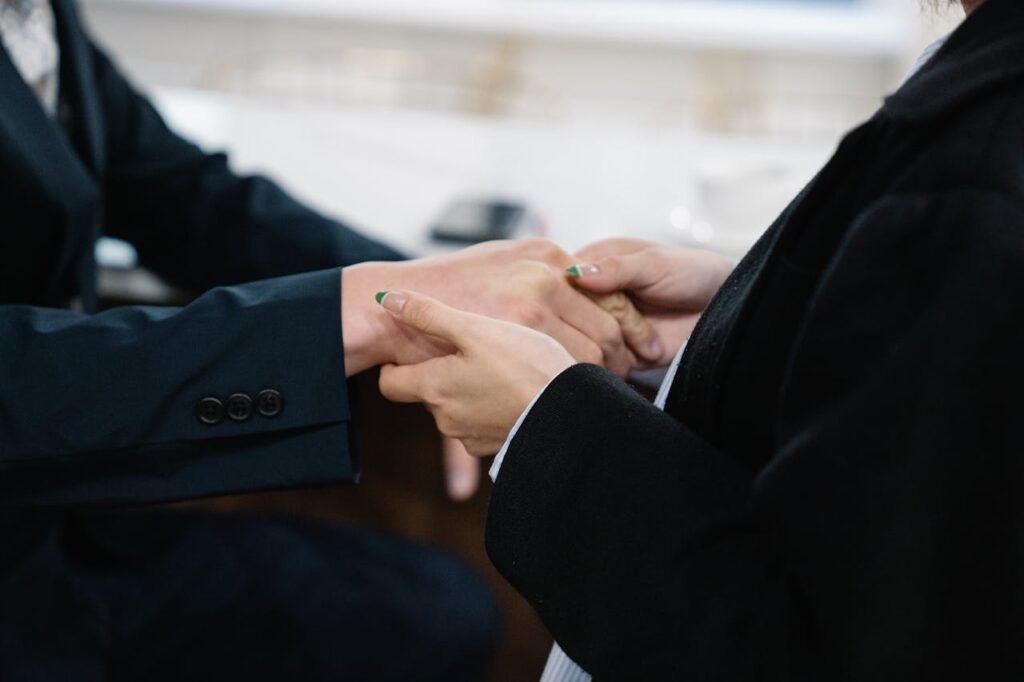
[256,389,284,418]
[196,397,225,425]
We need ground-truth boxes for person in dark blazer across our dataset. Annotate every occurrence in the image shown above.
[377,0,1024,678]
[0,0,660,679]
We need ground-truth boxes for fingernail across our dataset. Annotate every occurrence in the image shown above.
[566,263,601,278]
[376,291,408,313]
[647,337,664,360]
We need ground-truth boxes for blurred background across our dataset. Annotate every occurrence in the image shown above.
[85,0,959,267]
[81,0,960,679]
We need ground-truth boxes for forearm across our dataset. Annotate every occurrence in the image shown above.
[0,269,356,507]
[485,364,762,677]
[340,260,446,376]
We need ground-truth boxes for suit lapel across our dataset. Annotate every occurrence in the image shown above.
[0,36,93,186]
[51,0,104,174]
[662,115,882,445]
[0,3,100,303]
[662,0,1024,448]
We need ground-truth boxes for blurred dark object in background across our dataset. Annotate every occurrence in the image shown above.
[430,199,531,245]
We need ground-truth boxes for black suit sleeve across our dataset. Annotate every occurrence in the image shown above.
[89,41,404,291]
[485,189,1024,680]
[0,269,359,508]
[0,21,407,507]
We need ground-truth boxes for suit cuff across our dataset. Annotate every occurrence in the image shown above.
[488,368,572,482]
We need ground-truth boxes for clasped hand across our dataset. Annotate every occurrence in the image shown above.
[378,239,732,457]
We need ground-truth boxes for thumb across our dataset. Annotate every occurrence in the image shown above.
[565,252,658,295]
[376,290,474,349]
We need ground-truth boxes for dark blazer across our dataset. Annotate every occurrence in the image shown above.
[0,0,403,511]
[486,2,1024,679]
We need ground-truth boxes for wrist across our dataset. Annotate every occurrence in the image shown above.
[340,261,414,376]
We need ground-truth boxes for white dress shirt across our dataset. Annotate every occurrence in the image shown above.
[0,0,59,117]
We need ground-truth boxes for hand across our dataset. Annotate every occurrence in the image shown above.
[568,238,733,367]
[341,239,659,378]
[377,290,575,456]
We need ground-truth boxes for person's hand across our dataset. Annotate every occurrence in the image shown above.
[341,239,659,378]
[566,239,733,367]
[340,239,656,500]
[377,290,575,456]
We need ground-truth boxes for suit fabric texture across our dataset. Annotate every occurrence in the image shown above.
[486,1,1024,679]
[0,2,498,679]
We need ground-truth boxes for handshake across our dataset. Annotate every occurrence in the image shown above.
[341,237,732,498]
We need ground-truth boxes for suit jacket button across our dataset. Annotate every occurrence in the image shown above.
[256,389,284,417]
[197,397,225,425]
[226,393,253,421]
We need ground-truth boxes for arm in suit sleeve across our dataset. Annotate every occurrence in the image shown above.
[0,269,360,508]
[89,40,404,291]
[485,190,1024,680]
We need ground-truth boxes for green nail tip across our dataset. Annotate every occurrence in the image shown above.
[565,265,583,278]
[375,291,389,305]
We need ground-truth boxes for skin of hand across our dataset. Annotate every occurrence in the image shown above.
[341,239,657,379]
[567,238,734,367]
[377,290,576,457]
[340,238,656,499]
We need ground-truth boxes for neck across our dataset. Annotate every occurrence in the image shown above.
[962,0,986,16]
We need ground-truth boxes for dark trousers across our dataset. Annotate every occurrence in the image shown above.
[0,510,500,682]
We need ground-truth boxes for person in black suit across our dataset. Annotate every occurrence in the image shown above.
[379,0,1024,678]
[0,1,663,680]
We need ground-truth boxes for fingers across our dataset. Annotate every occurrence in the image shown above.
[379,361,437,403]
[574,237,655,264]
[442,436,480,501]
[585,291,664,365]
[546,284,638,374]
[543,318,607,368]
[566,251,660,295]
[377,290,477,349]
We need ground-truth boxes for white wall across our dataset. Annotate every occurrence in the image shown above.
[81,0,965,257]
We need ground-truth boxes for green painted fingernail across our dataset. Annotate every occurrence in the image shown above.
[375,291,389,305]
[566,264,600,277]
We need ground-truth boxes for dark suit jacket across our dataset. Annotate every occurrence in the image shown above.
[0,0,403,514]
[486,1,1024,679]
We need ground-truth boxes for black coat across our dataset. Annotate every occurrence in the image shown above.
[0,0,403,516]
[486,1,1024,679]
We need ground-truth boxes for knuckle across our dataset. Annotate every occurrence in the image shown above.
[515,261,557,293]
[423,383,446,407]
[411,306,438,332]
[435,413,463,440]
[433,380,454,402]
[603,291,630,315]
[534,266,561,294]
[514,301,547,328]
[598,315,623,346]
[523,238,566,263]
